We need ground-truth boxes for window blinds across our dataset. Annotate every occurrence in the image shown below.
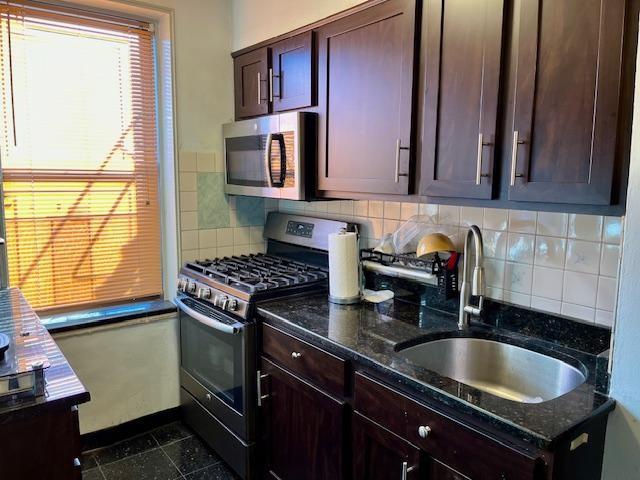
[0,2,162,312]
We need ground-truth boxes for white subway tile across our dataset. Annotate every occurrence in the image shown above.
[531,296,562,314]
[354,200,369,217]
[508,210,537,234]
[568,214,603,242]
[419,203,439,217]
[506,233,535,264]
[531,266,564,300]
[595,310,614,328]
[384,201,401,220]
[181,249,199,262]
[180,191,198,212]
[179,151,197,172]
[217,246,234,257]
[198,229,217,248]
[483,230,507,260]
[600,244,621,277]
[368,200,384,218]
[460,207,484,228]
[234,227,251,245]
[340,200,354,216]
[216,228,234,247]
[596,276,617,312]
[483,208,508,231]
[400,202,419,220]
[563,271,598,308]
[196,152,215,172]
[250,226,264,244]
[179,172,197,192]
[561,303,595,322]
[504,262,533,294]
[504,291,531,307]
[484,259,505,289]
[181,230,198,250]
[534,236,566,268]
[565,240,601,274]
[198,248,217,260]
[383,219,400,236]
[438,205,460,226]
[486,287,504,301]
[180,211,198,231]
[603,216,623,244]
[536,212,568,237]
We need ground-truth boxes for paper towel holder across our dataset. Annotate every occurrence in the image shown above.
[328,227,362,305]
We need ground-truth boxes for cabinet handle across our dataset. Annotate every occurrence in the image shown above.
[418,425,431,439]
[291,351,302,359]
[257,72,262,105]
[257,370,269,407]
[510,130,526,186]
[476,133,493,185]
[395,139,410,183]
[401,461,417,480]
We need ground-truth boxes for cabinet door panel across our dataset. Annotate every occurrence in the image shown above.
[272,32,314,112]
[421,0,504,199]
[352,412,421,480]
[317,0,417,195]
[234,47,270,119]
[261,357,346,480]
[508,0,625,204]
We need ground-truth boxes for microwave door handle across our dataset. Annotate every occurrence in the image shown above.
[273,133,286,187]
[175,297,240,335]
[264,133,274,187]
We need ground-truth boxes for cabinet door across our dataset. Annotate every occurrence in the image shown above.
[272,32,314,112]
[260,357,346,480]
[508,0,626,204]
[317,0,418,195]
[234,47,270,119]
[352,412,421,480]
[420,0,504,199]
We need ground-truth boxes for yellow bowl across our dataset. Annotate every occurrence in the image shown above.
[416,233,456,258]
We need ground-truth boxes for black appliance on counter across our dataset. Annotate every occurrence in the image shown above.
[176,212,357,479]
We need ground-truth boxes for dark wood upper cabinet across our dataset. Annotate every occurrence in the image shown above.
[234,47,270,119]
[260,357,346,480]
[507,0,626,205]
[271,32,314,112]
[420,0,504,199]
[352,412,421,480]
[316,0,418,195]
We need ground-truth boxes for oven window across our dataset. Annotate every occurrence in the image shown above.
[180,309,244,414]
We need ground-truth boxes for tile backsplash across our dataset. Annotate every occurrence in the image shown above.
[178,150,621,328]
[276,200,622,328]
[178,151,273,262]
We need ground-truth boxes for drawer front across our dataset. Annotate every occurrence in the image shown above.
[262,323,347,397]
[354,371,544,480]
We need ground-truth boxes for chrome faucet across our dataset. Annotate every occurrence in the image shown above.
[458,225,485,329]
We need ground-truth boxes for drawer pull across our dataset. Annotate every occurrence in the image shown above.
[291,351,302,359]
[418,425,431,439]
[401,461,417,480]
[205,393,212,401]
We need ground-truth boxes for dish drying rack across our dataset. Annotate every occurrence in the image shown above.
[360,249,459,299]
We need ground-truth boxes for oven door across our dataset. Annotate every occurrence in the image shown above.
[176,295,255,439]
[223,112,304,199]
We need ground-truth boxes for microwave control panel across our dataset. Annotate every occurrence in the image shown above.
[286,220,314,238]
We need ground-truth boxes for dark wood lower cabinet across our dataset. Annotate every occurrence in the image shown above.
[260,357,347,480]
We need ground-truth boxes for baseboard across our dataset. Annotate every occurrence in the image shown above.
[81,407,181,452]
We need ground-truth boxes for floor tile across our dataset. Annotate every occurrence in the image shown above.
[81,452,98,471]
[162,435,221,474]
[185,462,238,480]
[83,468,105,480]
[101,448,180,480]
[94,433,159,465]
[152,421,193,446]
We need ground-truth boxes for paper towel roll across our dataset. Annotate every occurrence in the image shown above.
[328,231,360,304]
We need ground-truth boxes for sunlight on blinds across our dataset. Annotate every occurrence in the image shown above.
[0,4,161,312]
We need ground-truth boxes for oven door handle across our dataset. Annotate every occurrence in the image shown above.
[175,297,240,335]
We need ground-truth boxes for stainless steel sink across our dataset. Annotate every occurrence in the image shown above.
[397,337,586,403]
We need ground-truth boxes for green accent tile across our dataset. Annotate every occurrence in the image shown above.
[197,173,230,229]
[236,196,265,226]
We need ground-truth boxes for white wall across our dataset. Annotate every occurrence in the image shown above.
[54,315,179,434]
[601,19,640,478]
[231,0,368,51]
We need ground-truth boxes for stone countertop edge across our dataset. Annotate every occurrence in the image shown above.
[256,294,615,451]
[0,288,90,420]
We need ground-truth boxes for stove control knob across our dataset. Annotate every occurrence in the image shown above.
[177,278,187,292]
[217,295,229,309]
[197,288,211,300]
[227,299,238,311]
[186,282,197,294]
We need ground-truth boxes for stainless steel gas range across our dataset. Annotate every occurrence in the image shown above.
[176,212,357,479]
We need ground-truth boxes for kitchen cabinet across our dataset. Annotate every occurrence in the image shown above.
[352,411,421,480]
[507,0,626,205]
[260,357,347,480]
[420,0,504,199]
[271,31,314,112]
[234,47,270,119]
[316,0,418,195]
[233,33,314,119]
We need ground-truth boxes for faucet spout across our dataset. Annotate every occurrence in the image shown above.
[459,225,485,329]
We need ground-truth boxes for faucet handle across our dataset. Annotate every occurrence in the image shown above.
[471,266,485,296]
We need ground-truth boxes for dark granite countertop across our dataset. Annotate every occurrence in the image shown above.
[257,293,614,450]
[0,288,90,419]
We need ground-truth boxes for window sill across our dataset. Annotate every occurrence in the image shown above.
[41,299,177,334]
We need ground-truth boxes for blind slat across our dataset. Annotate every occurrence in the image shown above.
[0,3,162,312]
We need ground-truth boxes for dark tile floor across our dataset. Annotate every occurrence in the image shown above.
[81,421,239,480]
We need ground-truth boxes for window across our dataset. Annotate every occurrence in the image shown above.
[0,2,162,312]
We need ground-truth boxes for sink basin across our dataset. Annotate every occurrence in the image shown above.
[397,337,586,403]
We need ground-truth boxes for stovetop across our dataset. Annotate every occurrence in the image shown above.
[183,254,328,294]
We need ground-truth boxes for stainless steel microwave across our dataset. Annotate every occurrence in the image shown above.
[222,112,316,200]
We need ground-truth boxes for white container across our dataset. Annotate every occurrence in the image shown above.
[328,231,360,304]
